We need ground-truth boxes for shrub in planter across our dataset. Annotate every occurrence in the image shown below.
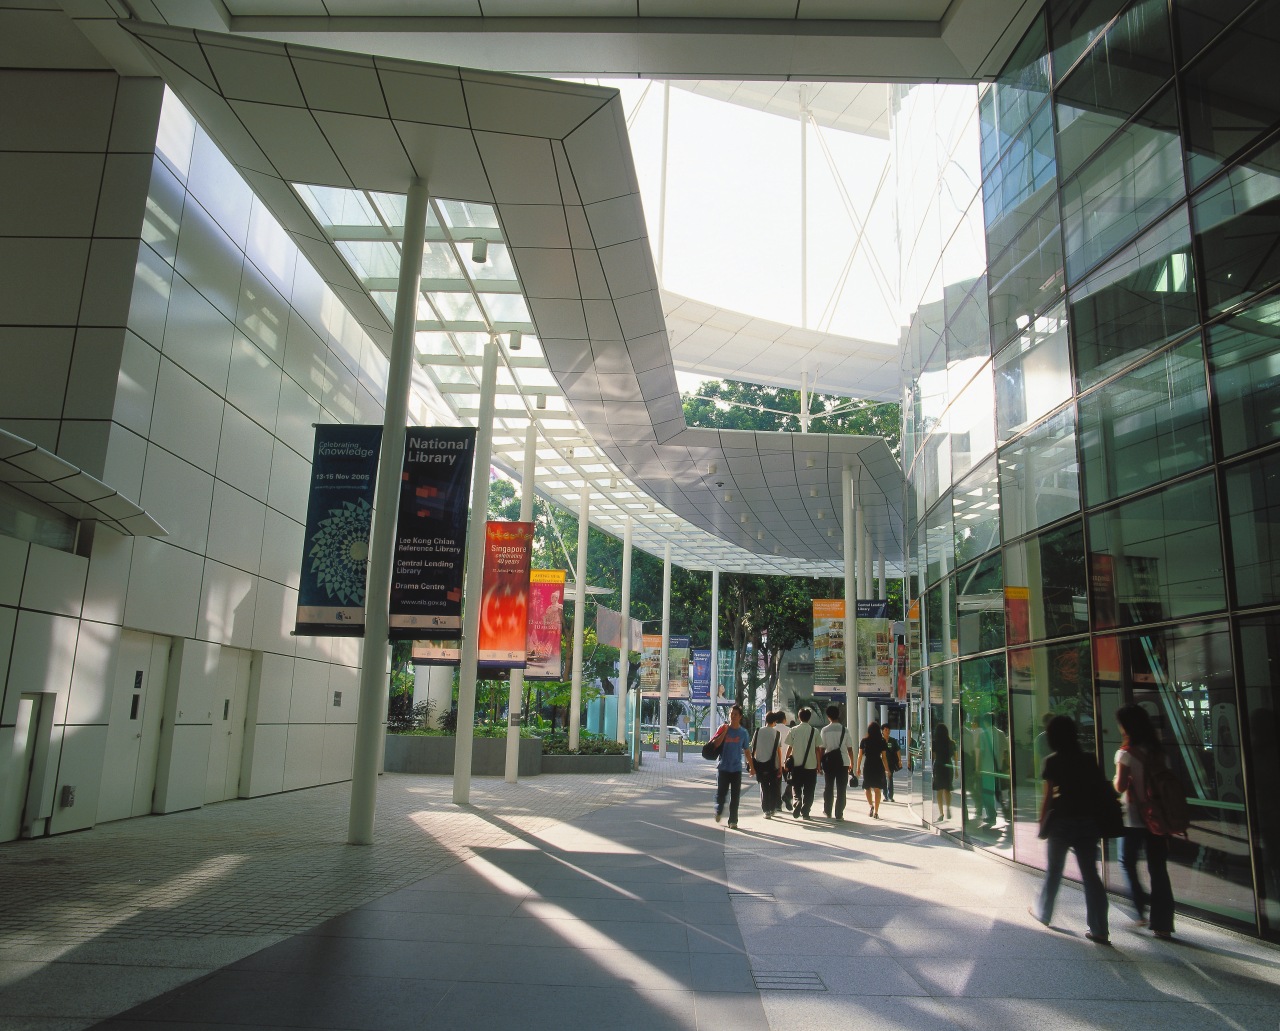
[540,730,626,756]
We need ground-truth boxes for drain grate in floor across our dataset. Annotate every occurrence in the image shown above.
[727,891,776,901]
[752,971,827,991]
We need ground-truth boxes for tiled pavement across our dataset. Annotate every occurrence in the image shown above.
[1,753,1278,1030]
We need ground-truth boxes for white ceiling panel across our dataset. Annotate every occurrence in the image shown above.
[230,100,351,185]
[581,194,645,248]
[571,249,610,300]
[292,54,388,117]
[528,297,588,339]
[473,131,561,205]
[461,73,612,139]
[376,64,470,126]
[498,204,572,249]
[202,39,306,106]
[562,102,637,204]
[583,300,624,341]
[392,122,491,201]
[509,247,580,299]
[312,111,414,193]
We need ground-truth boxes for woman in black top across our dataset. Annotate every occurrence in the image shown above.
[1029,714,1110,943]
[932,723,955,820]
[856,719,891,819]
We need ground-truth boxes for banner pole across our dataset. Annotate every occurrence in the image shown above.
[842,465,857,729]
[348,178,429,846]
[568,486,590,750]
[617,515,633,745]
[709,568,720,737]
[454,335,500,804]
[659,543,671,759]
[506,422,537,782]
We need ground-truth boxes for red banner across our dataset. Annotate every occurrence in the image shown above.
[525,569,566,681]
[477,521,535,669]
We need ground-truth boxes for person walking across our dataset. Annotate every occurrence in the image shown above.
[751,711,784,818]
[777,712,795,813]
[710,704,751,829]
[819,704,855,820]
[1114,704,1176,939]
[882,723,902,802]
[856,719,891,818]
[1029,714,1110,944]
[933,723,955,820]
[785,708,819,820]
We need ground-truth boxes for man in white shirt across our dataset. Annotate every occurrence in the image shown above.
[785,708,820,820]
[819,704,855,820]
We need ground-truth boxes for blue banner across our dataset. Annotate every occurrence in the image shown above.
[389,426,477,640]
[296,424,382,636]
[690,647,712,704]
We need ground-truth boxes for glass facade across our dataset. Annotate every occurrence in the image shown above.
[899,0,1280,940]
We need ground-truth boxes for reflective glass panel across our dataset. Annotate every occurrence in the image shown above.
[1174,0,1253,65]
[1061,88,1185,284]
[1087,472,1225,630]
[1193,135,1280,317]
[1181,2,1280,186]
[983,100,1057,247]
[1225,450,1280,608]
[949,363,996,481]
[954,457,1001,565]
[925,577,957,666]
[987,199,1065,349]
[1008,639,1094,869]
[959,654,1012,851]
[1054,0,1175,181]
[946,279,991,400]
[999,405,1081,541]
[1069,206,1198,388]
[1095,620,1255,928]
[1004,519,1090,645]
[994,302,1072,444]
[1207,293,1280,458]
[1079,335,1213,506]
[956,551,1005,656]
[926,661,961,830]
[1049,0,1129,81]
[926,493,955,586]
[1235,613,1280,934]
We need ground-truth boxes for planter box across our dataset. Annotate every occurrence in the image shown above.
[539,753,631,775]
[384,735,541,776]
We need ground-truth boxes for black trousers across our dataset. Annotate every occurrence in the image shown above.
[822,756,848,817]
[715,770,743,824]
[756,765,782,813]
[791,767,817,816]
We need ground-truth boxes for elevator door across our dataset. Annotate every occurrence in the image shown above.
[97,632,170,823]
[205,648,251,803]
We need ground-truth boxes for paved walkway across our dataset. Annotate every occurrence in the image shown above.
[1,754,1277,1030]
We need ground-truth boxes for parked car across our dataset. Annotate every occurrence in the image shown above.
[641,724,688,743]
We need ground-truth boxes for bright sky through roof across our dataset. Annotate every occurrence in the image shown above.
[605,81,900,345]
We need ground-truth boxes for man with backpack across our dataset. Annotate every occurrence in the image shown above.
[785,708,820,820]
[882,723,902,802]
[819,704,855,820]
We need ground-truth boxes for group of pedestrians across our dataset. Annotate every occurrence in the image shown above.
[707,704,903,827]
[1029,707,1177,944]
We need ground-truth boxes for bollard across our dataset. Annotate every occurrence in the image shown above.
[678,736,684,762]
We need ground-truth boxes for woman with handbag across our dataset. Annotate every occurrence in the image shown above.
[1029,715,1110,944]
[751,711,784,818]
[855,719,891,819]
[1114,704,1176,939]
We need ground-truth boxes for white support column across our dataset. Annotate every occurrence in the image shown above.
[854,499,868,733]
[505,422,537,783]
[568,486,590,750]
[453,335,500,806]
[657,81,671,283]
[617,515,633,745]
[709,568,720,737]
[659,543,671,759]
[842,466,857,727]
[799,84,809,330]
[348,178,429,846]
[878,553,886,601]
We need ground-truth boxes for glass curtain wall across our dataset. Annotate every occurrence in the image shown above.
[898,0,1280,940]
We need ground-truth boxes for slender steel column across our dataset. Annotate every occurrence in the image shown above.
[568,486,590,749]
[709,568,720,736]
[617,515,633,745]
[842,466,856,726]
[453,335,500,805]
[658,543,671,758]
[348,178,429,846]
[505,422,538,782]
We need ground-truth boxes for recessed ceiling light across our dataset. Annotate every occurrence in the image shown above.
[809,487,819,498]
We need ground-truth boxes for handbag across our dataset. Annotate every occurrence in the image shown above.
[848,771,859,788]
[701,737,723,761]
[1095,771,1124,839]
[784,724,815,774]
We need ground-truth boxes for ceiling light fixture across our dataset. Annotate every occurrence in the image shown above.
[739,513,749,524]
[471,238,488,263]
[536,393,547,409]
[817,510,826,520]
[809,487,819,498]
[757,531,765,541]
[806,456,816,469]
[707,462,718,475]
[508,329,521,351]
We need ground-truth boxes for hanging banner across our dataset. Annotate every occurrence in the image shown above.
[667,635,691,699]
[717,648,735,704]
[812,599,846,694]
[639,634,662,693]
[525,569,566,681]
[477,520,535,670]
[388,426,477,640]
[856,599,892,696]
[296,424,383,637]
[691,647,712,704]
[596,604,645,652]
[410,640,460,666]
